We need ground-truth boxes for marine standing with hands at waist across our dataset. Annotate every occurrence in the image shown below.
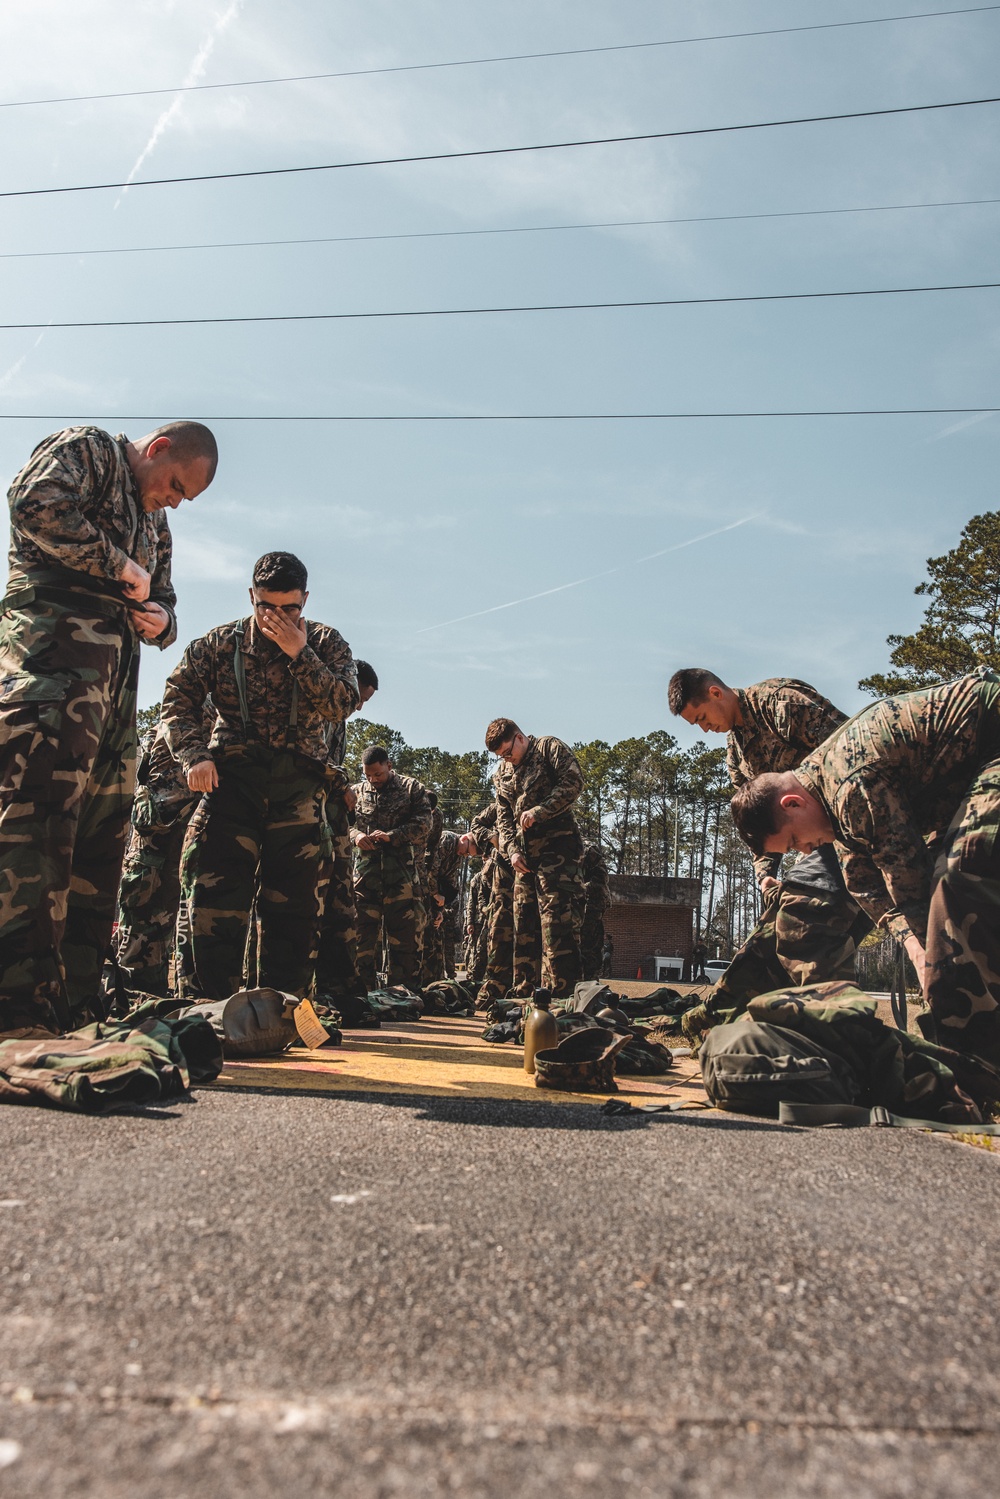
[0,421,217,1038]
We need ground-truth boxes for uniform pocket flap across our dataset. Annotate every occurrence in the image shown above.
[0,672,73,705]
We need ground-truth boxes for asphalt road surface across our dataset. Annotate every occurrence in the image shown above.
[1,1087,998,1497]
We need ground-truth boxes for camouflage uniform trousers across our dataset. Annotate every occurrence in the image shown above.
[313,793,362,1000]
[580,909,607,981]
[477,860,514,1005]
[697,879,872,1033]
[922,756,1000,1067]
[442,903,458,978]
[421,907,445,985]
[511,823,585,1000]
[354,846,422,992]
[0,597,137,1033]
[113,812,193,996]
[176,746,328,1001]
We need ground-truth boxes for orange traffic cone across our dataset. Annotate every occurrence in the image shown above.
[636,966,642,979]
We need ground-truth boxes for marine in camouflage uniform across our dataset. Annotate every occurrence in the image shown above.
[313,660,378,1003]
[0,424,215,1035]
[422,829,473,982]
[580,843,611,980]
[162,569,357,1001]
[463,864,491,987]
[112,719,205,995]
[350,756,433,991]
[671,674,870,1031]
[735,671,1000,1065]
[489,723,585,999]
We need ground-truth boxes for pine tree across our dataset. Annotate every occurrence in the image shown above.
[859,510,1000,696]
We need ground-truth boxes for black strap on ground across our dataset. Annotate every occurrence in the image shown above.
[778,1100,1000,1133]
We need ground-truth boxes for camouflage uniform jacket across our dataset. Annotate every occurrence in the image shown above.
[494,735,583,863]
[162,617,358,773]
[349,771,433,852]
[582,844,611,916]
[6,426,177,647]
[727,679,846,885]
[794,671,1000,944]
[430,830,465,904]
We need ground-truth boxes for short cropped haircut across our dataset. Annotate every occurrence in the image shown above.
[362,744,390,768]
[356,660,378,691]
[427,791,438,809]
[253,551,308,594]
[730,774,790,854]
[151,421,219,483]
[667,668,727,715]
[485,717,521,752]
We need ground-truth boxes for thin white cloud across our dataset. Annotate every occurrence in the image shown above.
[417,514,761,633]
[928,411,996,442]
[114,0,243,208]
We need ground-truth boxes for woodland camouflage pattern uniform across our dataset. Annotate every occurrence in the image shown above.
[464,864,491,988]
[494,735,585,998]
[791,670,1000,1065]
[162,616,357,1000]
[467,802,514,1001]
[580,843,611,980]
[415,803,444,971]
[313,725,362,1003]
[706,678,871,1026]
[350,770,432,991]
[422,829,464,983]
[0,428,177,1034]
[113,721,204,995]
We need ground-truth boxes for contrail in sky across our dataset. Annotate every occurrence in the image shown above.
[416,513,760,633]
[115,1,243,208]
[0,324,52,389]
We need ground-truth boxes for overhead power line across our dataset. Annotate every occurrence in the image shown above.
[0,409,996,422]
[3,195,997,263]
[3,6,996,109]
[1,280,996,333]
[1,95,997,202]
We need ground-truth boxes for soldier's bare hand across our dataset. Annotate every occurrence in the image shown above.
[343,787,357,812]
[257,606,307,658]
[120,558,151,602]
[759,876,781,896]
[518,810,537,830]
[188,760,218,792]
[903,932,927,994]
[356,833,379,851]
[511,852,530,874]
[131,601,170,640]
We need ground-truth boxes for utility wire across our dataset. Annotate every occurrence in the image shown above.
[3,195,997,263]
[0,410,996,422]
[1,280,996,333]
[1,95,997,201]
[2,6,996,109]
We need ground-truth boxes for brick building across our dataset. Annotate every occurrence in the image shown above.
[603,874,700,982]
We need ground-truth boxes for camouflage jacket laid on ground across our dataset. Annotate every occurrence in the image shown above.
[349,771,433,853]
[5,426,177,647]
[161,616,358,773]
[794,670,1000,944]
[727,679,846,886]
[0,1010,222,1113]
[494,736,583,862]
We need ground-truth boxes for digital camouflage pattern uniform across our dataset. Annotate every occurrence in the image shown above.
[415,803,444,974]
[350,771,433,991]
[424,830,467,981]
[705,678,871,1028]
[494,735,585,998]
[792,670,1000,1064]
[464,864,491,988]
[113,720,205,995]
[580,843,611,980]
[162,616,357,1001]
[0,428,177,1035]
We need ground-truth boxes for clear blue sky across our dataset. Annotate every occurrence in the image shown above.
[1,0,997,754]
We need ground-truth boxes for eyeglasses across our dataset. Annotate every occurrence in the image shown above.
[254,599,302,617]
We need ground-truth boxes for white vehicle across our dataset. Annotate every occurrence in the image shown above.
[703,959,730,981]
